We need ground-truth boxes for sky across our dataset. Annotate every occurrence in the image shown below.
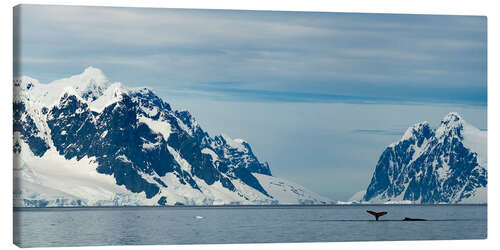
[14,5,487,200]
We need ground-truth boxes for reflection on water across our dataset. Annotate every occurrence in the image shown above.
[13,204,487,247]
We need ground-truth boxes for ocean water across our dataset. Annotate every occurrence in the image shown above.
[13,204,487,247]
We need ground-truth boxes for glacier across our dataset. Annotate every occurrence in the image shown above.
[13,67,332,207]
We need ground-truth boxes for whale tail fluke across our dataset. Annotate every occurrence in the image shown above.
[366,210,388,221]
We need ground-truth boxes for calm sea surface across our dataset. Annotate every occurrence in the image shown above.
[13,204,487,247]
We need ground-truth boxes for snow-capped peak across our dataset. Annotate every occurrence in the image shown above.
[14,67,123,109]
[48,67,111,101]
[435,112,466,139]
[363,112,487,204]
[441,112,462,124]
[447,114,488,168]
[401,121,430,141]
[82,66,107,79]
[389,121,433,148]
[52,66,110,88]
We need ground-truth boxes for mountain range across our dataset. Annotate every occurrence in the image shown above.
[13,67,487,206]
[13,67,331,207]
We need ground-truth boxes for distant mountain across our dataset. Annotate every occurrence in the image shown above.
[13,67,332,207]
[353,113,487,204]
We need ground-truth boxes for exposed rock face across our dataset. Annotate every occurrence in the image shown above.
[13,67,331,206]
[362,113,487,204]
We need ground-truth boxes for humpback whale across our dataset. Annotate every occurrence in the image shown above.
[403,217,426,221]
[366,210,388,221]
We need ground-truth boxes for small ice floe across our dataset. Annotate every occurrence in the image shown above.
[194,215,204,219]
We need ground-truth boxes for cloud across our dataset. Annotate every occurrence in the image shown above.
[351,129,404,136]
[15,5,487,106]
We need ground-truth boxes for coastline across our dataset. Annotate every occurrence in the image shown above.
[13,203,488,211]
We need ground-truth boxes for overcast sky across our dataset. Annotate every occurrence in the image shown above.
[14,5,487,200]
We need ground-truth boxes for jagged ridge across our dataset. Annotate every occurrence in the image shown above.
[13,67,331,206]
[361,113,487,204]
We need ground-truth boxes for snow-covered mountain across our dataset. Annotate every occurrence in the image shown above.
[355,113,487,204]
[13,67,332,207]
